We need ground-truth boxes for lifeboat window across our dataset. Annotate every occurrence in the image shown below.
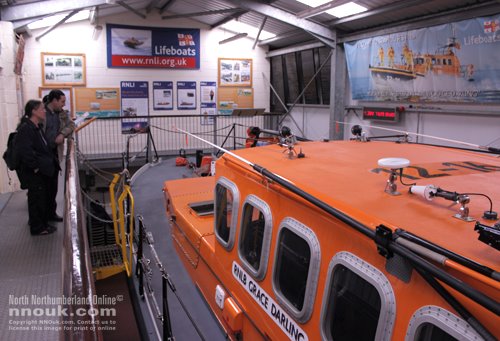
[272,218,320,323]
[320,252,396,341]
[238,195,272,280]
[214,177,240,250]
[447,59,452,65]
[406,306,482,341]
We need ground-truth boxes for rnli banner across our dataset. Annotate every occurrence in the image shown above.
[107,24,200,69]
[344,15,500,103]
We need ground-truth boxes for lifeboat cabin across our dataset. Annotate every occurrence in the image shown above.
[163,139,499,341]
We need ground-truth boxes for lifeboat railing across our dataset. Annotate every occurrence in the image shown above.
[62,138,103,340]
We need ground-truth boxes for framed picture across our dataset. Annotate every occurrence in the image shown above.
[218,58,252,87]
[41,52,86,86]
[39,86,73,117]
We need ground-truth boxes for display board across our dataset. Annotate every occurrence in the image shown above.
[344,14,500,103]
[41,52,86,86]
[153,81,174,110]
[107,23,200,69]
[177,81,197,110]
[39,87,73,117]
[200,81,217,125]
[218,87,254,115]
[74,87,120,118]
[218,58,252,87]
[121,81,149,134]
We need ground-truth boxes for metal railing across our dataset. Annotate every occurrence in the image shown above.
[62,138,103,341]
[76,114,281,161]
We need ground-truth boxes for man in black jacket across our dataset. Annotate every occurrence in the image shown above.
[44,89,74,222]
[15,99,59,235]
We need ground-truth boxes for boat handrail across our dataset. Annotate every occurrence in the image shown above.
[62,138,103,340]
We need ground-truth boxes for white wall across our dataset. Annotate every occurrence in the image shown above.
[21,11,270,113]
[0,21,21,193]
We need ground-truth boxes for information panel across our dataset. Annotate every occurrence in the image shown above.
[120,81,149,134]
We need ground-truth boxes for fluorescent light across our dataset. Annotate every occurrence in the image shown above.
[295,1,367,18]
[28,10,90,30]
[326,2,367,18]
[220,20,276,40]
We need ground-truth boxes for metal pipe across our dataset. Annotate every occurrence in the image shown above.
[35,10,79,41]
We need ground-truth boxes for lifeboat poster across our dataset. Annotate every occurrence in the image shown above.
[107,23,200,69]
[344,15,500,103]
[120,81,149,134]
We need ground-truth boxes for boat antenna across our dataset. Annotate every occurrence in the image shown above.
[336,120,500,153]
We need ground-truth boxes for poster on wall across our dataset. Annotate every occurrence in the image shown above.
[153,81,173,110]
[41,52,86,86]
[200,105,216,125]
[218,58,252,87]
[120,81,149,134]
[200,81,217,104]
[200,81,217,125]
[74,88,120,118]
[218,88,254,115]
[177,81,197,110]
[107,24,200,69]
[39,87,73,117]
[344,15,500,103]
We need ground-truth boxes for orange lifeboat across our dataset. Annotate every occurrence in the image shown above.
[163,139,500,340]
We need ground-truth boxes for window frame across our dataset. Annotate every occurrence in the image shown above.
[272,217,321,323]
[214,177,240,250]
[320,251,396,341]
[237,195,273,281]
[405,305,482,341]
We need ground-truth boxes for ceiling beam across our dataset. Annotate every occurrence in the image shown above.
[36,10,80,41]
[266,41,324,58]
[162,8,240,20]
[329,0,428,26]
[219,32,248,44]
[252,16,267,49]
[211,9,247,29]
[159,0,176,14]
[226,0,335,40]
[146,0,160,13]
[305,30,336,49]
[1,0,106,22]
[117,1,146,19]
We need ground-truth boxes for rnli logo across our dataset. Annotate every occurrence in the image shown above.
[178,34,195,46]
[484,20,499,34]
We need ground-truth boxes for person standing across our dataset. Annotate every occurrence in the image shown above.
[15,100,59,235]
[44,90,75,222]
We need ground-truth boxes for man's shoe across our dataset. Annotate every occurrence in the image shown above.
[46,224,57,232]
[48,214,63,222]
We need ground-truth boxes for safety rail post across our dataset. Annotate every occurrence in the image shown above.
[162,275,174,341]
[136,216,144,297]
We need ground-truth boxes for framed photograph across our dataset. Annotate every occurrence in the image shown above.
[41,52,86,86]
[218,58,252,87]
[39,86,73,117]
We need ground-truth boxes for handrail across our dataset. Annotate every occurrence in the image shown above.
[117,184,134,277]
[108,173,121,245]
[62,138,103,341]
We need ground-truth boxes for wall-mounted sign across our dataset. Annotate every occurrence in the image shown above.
[344,15,500,103]
[107,24,200,69]
[74,87,120,118]
[177,81,197,110]
[200,81,217,125]
[362,107,400,122]
[41,52,86,86]
[218,58,252,87]
[120,81,149,134]
[153,81,173,110]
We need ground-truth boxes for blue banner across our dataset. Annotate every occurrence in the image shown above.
[153,81,173,110]
[177,81,197,110]
[344,15,500,103]
[120,81,149,134]
[107,24,200,69]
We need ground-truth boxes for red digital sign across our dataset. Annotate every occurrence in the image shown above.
[363,107,400,122]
